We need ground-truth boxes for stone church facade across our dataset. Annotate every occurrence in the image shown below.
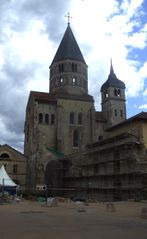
[24,23,147,200]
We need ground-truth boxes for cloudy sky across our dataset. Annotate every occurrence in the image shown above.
[0,0,146,152]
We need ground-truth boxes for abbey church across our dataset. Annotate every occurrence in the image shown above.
[24,23,147,201]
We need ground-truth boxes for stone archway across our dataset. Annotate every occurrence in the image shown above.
[45,160,63,197]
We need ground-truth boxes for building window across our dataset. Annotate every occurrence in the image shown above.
[78,113,82,125]
[72,63,77,72]
[98,135,103,140]
[114,89,121,97]
[104,90,108,98]
[117,89,121,96]
[120,110,123,117]
[13,164,18,174]
[51,114,55,125]
[73,130,79,147]
[72,77,76,85]
[59,64,64,72]
[60,78,63,85]
[0,153,9,158]
[114,89,117,96]
[115,109,117,116]
[45,114,49,124]
[70,112,75,124]
[38,113,43,123]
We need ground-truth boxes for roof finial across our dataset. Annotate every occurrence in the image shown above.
[65,12,72,26]
[110,58,114,75]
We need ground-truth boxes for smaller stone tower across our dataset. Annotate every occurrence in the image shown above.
[101,61,126,128]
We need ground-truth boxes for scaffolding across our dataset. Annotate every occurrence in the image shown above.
[62,133,147,202]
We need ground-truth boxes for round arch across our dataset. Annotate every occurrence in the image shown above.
[45,160,63,197]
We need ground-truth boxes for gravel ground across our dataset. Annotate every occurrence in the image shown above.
[0,199,147,239]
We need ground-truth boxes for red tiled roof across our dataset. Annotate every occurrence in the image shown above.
[30,91,57,103]
[28,91,94,104]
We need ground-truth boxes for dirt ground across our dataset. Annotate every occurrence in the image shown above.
[0,199,147,239]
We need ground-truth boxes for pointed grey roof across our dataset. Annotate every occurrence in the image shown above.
[101,61,125,92]
[51,25,86,65]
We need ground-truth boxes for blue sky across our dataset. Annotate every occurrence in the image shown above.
[0,0,146,151]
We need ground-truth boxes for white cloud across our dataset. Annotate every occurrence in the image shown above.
[3,20,52,66]
[143,89,147,96]
[69,0,146,103]
[0,46,4,66]
[126,32,147,48]
[120,0,144,17]
[26,66,49,92]
[139,104,147,109]
[0,117,23,142]
[140,62,147,79]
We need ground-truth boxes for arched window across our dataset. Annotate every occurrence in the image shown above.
[73,130,79,147]
[98,135,103,140]
[45,114,49,124]
[114,89,121,97]
[104,90,108,98]
[0,153,9,158]
[78,113,82,125]
[38,113,43,123]
[72,77,76,85]
[114,89,117,96]
[118,89,121,96]
[59,64,64,72]
[60,78,63,85]
[115,109,117,116]
[72,63,77,72]
[70,112,75,124]
[51,114,55,125]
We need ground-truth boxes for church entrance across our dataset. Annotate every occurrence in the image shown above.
[45,160,63,197]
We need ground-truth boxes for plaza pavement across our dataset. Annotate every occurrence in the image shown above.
[0,199,147,239]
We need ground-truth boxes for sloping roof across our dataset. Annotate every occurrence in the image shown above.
[0,165,17,187]
[29,91,57,104]
[51,24,86,65]
[107,111,147,131]
[87,132,140,150]
[28,91,94,104]
[101,61,125,92]
[56,92,94,102]
[0,144,24,157]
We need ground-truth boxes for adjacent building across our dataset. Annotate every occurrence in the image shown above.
[0,144,26,191]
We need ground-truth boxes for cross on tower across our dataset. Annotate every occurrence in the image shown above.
[65,12,72,25]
